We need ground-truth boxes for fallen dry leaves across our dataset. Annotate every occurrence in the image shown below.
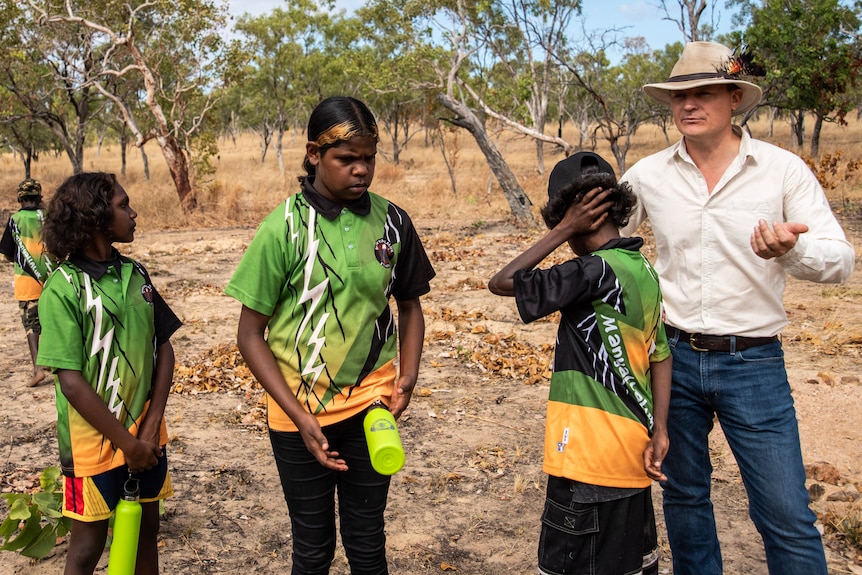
[171,343,257,395]
[425,307,554,385]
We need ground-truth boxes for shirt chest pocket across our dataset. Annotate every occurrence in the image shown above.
[707,198,781,248]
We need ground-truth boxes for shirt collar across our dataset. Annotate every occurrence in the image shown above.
[301,177,371,220]
[676,124,756,166]
[734,125,756,163]
[69,248,125,280]
[598,237,644,252]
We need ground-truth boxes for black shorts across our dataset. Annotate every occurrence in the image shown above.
[538,476,658,575]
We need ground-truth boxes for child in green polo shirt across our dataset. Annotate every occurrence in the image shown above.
[0,178,54,386]
[489,152,671,575]
[37,172,181,575]
[226,96,435,574]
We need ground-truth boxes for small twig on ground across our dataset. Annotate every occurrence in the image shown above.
[463,413,526,433]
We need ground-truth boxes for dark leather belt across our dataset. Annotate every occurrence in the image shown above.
[669,327,779,352]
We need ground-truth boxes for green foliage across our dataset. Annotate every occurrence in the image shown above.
[229,0,349,159]
[733,0,862,118]
[0,466,70,560]
[189,128,220,188]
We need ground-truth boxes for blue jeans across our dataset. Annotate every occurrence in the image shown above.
[269,412,391,575]
[662,331,827,575]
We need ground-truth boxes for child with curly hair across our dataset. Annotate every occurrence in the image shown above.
[37,172,181,575]
[489,152,671,575]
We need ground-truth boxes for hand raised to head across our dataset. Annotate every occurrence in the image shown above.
[556,187,613,237]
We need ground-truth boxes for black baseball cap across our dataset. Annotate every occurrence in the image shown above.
[547,152,616,201]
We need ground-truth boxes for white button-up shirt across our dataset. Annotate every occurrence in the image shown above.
[621,127,854,337]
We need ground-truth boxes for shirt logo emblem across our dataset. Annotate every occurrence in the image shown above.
[374,239,394,268]
[141,284,154,305]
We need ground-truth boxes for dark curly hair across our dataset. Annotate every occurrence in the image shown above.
[541,173,636,230]
[43,172,119,260]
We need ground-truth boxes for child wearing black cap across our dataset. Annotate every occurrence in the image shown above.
[488,152,671,575]
[0,179,54,386]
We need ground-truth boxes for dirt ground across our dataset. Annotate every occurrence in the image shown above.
[1,214,861,575]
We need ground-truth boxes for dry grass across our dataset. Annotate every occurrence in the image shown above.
[3,113,862,232]
[823,508,862,551]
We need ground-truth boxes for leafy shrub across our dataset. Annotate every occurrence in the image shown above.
[0,466,70,559]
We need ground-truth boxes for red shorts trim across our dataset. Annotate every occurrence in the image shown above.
[64,476,85,516]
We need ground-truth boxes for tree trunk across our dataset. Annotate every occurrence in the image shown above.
[276,123,285,176]
[436,123,457,196]
[23,146,33,179]
[275,110,286,176]
[535,139,545,176]
[791,110,805,148]
[769,107,777,138]
[157,135,195,209]
[230,110,239,146]
[96,131,103,157]
[140,145,150,181]
[120,125,128,176]
[533,105,547,175]
[392,111,401,165]
[259,122,272,164]
[437,93,534,224]
[811,112,823,157]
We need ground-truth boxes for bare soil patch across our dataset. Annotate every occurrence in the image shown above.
[1,216,861,574]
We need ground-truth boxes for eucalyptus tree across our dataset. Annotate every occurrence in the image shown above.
[430,0,538,221]
[634,41,682,145]
[363,0,577,223]
[0,61,55,177]
[353,2,442,165]
[360,0,679,221]
[235,0,347,175]
[535,31,673,175]
[0,3,106,174]
[733,0,862,156]
[471,0,582,174]
[658,0,719,42]
[26,0,245,209]
[601,47,668,172]
[104,73,154,178]
[0,107,55,177]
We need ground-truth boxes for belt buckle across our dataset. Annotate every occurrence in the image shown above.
[689,333,710,352]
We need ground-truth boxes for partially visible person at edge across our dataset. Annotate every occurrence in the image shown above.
[225,96,435,575]
[619,41,854,575]
[489,151,672,575]
[37,172,181,575]
[0,178,54,386]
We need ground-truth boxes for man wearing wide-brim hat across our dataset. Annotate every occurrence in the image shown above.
[620,41,853,575]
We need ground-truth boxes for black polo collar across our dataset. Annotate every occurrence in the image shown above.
[301,177,371,220]
[69,248,125,280]
[599,237,645,252]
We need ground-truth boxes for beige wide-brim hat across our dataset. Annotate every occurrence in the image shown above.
[643,41,763,116]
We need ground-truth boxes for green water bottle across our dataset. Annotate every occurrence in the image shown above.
[107,476,142,575]
[364,400,405,475]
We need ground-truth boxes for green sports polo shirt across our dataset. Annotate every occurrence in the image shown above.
[225,180,435,431]
[37,251,181,477]
[514,237,670,488]
[0,207,53,300]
